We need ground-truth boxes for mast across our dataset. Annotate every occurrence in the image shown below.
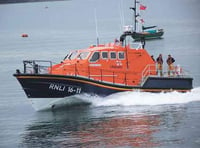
[134,0,137,31]
[130,0,138,32]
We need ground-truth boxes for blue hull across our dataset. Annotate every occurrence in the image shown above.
[13,74,193,98]
[143,76,193,90]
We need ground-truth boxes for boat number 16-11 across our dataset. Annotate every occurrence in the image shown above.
[49,83,82,94]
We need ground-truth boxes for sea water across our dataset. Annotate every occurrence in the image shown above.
[0,0,200,147]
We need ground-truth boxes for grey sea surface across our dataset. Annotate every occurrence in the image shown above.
[0,0,200,147]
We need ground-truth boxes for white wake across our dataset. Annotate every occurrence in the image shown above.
[80,87,200,107]
[31,87,200,111]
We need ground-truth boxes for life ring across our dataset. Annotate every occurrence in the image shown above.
[175,65,182,76]
[21,34,28,37]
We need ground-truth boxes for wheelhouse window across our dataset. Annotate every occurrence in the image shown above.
[102,51,108,59]
[68,51,78,60]
[110,52,116,59]
[77,52,90,60]
[89,52,100,62]
[118,52,125,60]
[63,54,69,60]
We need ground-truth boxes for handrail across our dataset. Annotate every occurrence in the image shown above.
[21,60,192,87]
[21,60,139,86]
[23,60,52,74]
[61,63,142,86]
[141,64,156,85]
[141,64,192,85]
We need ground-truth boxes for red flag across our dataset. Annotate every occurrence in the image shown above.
[140,4,147,10]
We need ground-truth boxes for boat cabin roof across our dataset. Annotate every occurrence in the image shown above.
[63,42,143,61]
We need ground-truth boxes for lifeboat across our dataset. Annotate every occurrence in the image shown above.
[13,31,193,103]
[21,34,28,37]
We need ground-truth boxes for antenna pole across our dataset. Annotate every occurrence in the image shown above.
[134,0,137,31]
[94,8,99,45]
[119,0,125,32]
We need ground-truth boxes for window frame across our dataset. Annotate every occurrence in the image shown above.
[101,51,108,60]
[110,51,117,60]
[68,51,78,60]
[89,51,100,63]
[77,51,90,60]
[118,51,125,60]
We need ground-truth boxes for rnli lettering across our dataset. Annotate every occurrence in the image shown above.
[49,83,82,94]
[49,83,65,91]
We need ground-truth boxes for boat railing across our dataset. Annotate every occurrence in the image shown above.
[19,60,192,86]
[61,63,142,86]
[141,64,192,85]
[19,60,134,85]
[22,60,52,74]
[141,64,156,84]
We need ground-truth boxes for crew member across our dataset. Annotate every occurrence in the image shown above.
[156,54,163,76]
[151,55,155,62]
[167,54,175,76]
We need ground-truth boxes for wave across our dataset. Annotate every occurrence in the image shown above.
[31,87,200,111]
[80,87,200,107]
